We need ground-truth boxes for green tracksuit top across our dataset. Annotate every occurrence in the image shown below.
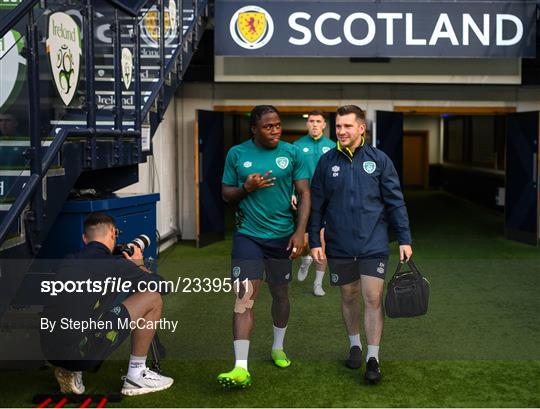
[293,134,336,180]
[222,139,309,239]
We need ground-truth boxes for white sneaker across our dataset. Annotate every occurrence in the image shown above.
[313,283,326,297]
[54,367,85,395]
[121,368,174,396]
[297,256,312,282]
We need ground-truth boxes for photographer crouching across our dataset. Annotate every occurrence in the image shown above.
[40,212,174,396]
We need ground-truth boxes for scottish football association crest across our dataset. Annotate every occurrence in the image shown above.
[230,6,274,50]
[47,12,82,106]
[276,157,289,170]
[363,161,376,174]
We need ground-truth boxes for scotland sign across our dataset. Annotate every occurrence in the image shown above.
[215,1,536,57]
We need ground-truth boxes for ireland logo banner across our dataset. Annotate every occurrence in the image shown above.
[46,12,82,106]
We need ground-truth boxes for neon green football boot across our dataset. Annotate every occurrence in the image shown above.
[271,349,291,368]
[217,367,252,389]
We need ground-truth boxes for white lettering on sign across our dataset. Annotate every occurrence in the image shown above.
[496,14,523,46]
[463,14,489,46]
[289,12,311,45]
[429,13,459,46]
[343,13,376,46]
[376,13,402,45]
[0,181,4,196]
[405,13,426,45]
[314,12,341,46]
[287,12,524,48]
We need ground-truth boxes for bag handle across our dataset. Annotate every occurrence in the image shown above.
[393,258,421,276]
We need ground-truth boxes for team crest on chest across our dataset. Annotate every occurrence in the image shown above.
[303,147,309,152]
[322,147,331,153]
[363,161,376,174]
[243,161,252,168]
[276,156,289,169]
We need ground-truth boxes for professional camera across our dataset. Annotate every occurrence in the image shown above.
[114,234,151,257]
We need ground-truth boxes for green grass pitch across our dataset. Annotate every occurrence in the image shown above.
[0,190,539,407]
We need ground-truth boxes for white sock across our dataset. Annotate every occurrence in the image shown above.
[301,256,313,269]
[127,354,146,379]
[272,325,287,350]
[314,270,325,286]
[234,340,250,370]
[366,345,380,362]
[349,334,362,349]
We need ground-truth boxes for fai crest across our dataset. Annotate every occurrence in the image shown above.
[121,47,133,90]
[243,161,252,168]
[232,266,241,278]
[47,12,82,106]
[322,147,331,153]
[331,165,340,172]
[276,156,289,170]
[230,6,274,50]
[363,161,376,174]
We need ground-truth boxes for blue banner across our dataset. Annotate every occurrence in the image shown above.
[215,1,536,57]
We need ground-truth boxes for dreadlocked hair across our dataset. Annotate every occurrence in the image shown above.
[250,105,280,129]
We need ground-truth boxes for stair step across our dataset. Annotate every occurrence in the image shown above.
[0,204,20,239]
[0,168,65,203]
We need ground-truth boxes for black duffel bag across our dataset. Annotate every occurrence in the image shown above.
[385,258,430,318]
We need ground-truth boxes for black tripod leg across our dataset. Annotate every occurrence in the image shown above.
[149,337,161,374]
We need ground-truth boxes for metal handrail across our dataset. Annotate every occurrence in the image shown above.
[0,0,40,39]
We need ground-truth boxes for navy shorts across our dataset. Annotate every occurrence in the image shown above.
[231,232,292,285]
[328,257,388,286]
[49,303,131,372]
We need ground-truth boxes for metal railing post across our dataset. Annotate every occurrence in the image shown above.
[158,0,165,120]
[134,15,142,130]
[84,0,96,130]
[84,0,96,169]
[113,8,123,165]
[113,8,123,131]
[26,7,43,251]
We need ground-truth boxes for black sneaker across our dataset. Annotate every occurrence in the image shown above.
[345,346,362,369]
[364,357,381,384]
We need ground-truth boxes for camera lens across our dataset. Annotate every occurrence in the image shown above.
[131,234,151,251]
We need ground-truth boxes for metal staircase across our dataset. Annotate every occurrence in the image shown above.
[0,0,210,317]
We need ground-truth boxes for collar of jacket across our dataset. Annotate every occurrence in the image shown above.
[337,137,365,162]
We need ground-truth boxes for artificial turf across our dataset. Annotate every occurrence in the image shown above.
[0,190,539,407]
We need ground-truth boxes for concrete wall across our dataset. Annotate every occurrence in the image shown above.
[216,57,522,84]
[117,99,180,249]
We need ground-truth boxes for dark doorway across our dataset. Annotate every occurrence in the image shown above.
[505,111,539,245]
[195,110,225,247]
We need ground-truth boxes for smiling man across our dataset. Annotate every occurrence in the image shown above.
[218,105,310,388]
[308,105,413,384]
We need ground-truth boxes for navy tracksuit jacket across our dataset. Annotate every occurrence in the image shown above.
[308,143,412,258]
